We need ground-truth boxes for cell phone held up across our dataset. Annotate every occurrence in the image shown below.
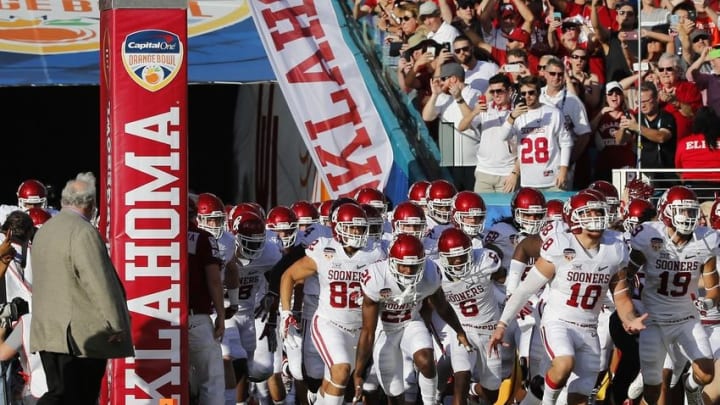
[514,95,526,108]
[624,30,639,41]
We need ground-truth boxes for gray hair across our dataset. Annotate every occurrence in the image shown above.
[657,53,682,74]
[61,172,97,209]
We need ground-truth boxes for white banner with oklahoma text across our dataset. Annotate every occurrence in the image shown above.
[249,0,393,198]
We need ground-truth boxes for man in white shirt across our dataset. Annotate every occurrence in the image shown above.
[457,73,519,193]
[539,57,592,188]
[418,1,460,50]
[453,35,499,94]
[498,75,573,190]
[422,62,483,191]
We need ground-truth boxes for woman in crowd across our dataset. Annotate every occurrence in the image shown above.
[591,81,638,182]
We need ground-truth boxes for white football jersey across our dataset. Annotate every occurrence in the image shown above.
[361,259,442,332]
[540,226,628,324]
[235,239,283,314]
[306,237,386,329]
[437,248,501,330]
[216,230,236,278]
[630,221,719,323]
[484,221,524,271]
[297,223,332,296]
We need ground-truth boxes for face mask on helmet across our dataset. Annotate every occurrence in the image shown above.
[17,179,48,210]
[388,234,426,288]
[332,204,369,248]
[512,188,547,234]
[235,233,266,260]
[437,228,473,280]
[453,211,485,237]
[658,186,701,235]
[664,202,700,235]
[198,213,226,239]
[232,212,267,259]
[571,201,609,232]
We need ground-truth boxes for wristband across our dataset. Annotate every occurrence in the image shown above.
[227,288,239,306]
[456,98,465,104]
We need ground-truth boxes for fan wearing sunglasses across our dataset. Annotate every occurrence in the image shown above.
[592,0,641,81]
[540,58,592,188]
[453,35,500,94]
[499,75,573,191]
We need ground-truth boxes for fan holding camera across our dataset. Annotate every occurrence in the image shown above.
[498,75,574,191]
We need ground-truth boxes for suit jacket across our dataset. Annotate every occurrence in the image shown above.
[29,208,134,359]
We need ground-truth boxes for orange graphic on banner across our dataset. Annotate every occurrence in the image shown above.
[159,399,177,405]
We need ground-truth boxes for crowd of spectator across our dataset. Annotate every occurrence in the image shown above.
[353,0,720,197]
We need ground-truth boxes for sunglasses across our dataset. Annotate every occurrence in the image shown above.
[562,26,579,32]
[546,71,563,76]
[458,3,475,9]
[570,54,587,60]
[657,66,674,72]
[538,65,546,70]
[488,88,506,94]
[440,76,450,81]
[693,35,709,43]
[520,90,537,96]
[454,46,471,54]
[617,10,635,16]
[402,15,415,21]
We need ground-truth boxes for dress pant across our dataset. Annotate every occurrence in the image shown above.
[37,351,107,405]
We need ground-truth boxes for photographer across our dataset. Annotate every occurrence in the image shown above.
[0,211,35,308]
[0,297,44,404]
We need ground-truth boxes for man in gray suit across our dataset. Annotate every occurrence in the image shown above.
[30,172,134,405]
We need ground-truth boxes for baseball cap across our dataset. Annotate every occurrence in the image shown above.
[419,2,440,17]
[502,28,531,45]
[605,81,623,94]
[674,81,703,109]
[690,30,710,43]
[500,3,516,17]
[709,47,720,60]
[406,32,428,51]
[439,62,465,79]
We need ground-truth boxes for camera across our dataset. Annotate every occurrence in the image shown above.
[442,42,451,52]
[514,95,526,108]
[0,297,29,329]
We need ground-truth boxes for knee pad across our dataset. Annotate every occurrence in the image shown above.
[304,375,322,393]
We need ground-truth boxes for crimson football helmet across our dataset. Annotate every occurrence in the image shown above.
[17,179,48,210]
[589,180,620,221]
[27,207,52,228]
[355,188,388,216]
[318,199,335,226]
[388,233,426,288]
[511,187,547,234]
[657,185,700,235]
[266,205,298,248]
[426,180,457,224]
[227,202,265,233]
[407,180,431,207]
[623,198,656,233]
[709,199,720,230]
[291,200,320,227]
[391,201,427,239]
[233,211,267,259]
[451,191,486,237]
[196,193,226,239]
[564,191,609,233]
[545,199,565,221]
[331,203,368,248]
[437,227,473,280]
[625,178,654,201]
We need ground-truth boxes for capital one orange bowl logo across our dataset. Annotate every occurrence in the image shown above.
[0,0,249,55]
[122,30,183,92]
